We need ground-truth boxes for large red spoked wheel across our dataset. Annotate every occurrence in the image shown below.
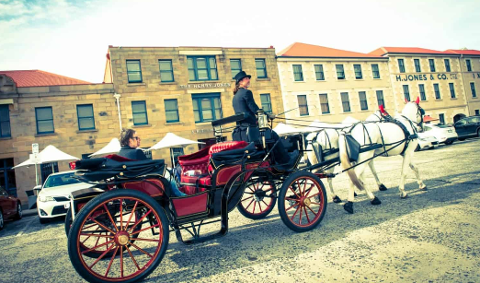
[237,177,277,220]
[68,189,169,283]
[278,171,327,232]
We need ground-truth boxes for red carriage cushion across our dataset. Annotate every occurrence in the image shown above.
[105,154,134,162]
[208,141,249,155]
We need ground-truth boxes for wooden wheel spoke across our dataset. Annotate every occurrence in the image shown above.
[290,205,301,221]
[258,201,263,213]
[132,237,161,243]
[119,198,123,231]
[130,242,154,258]
[303,206,311,223]
[128,209,152,233]
[298,206,303,224]
[105,247,119,277]
[89,243,116,268]
[125,246,141,270]
[252,201,257,213]
[89,218,116,235]
[242,196,254,202]
[124,201,138,231]
[80,233,114,239]
[82,239,115,254]
[131,224,160,236]
[304,184,315,198]
[308,192,321,199]
[120,246,124,278]
[302,179,307,196]
[288,186,301,199]
[103,204,119,232]
[261,200,270,207]
[286,202,299,212]
[307,205,318,216]
[245,199,254,210]
[285,197,299,201]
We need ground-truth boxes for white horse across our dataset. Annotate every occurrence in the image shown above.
[339,99,427,214]
[306,127,387,204]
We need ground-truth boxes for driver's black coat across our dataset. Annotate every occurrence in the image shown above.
[232,88,259,126]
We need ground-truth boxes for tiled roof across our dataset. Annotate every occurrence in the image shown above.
[277,42,384,58]
[0,70,91,87]
[445,49,480,56]
[370,47,452,56]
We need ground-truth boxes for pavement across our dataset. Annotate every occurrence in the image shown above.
[1,138,480,283]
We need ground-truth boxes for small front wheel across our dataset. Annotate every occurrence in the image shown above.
[237,177,277,220]
[278,171,327,232]
[68,189,169,283]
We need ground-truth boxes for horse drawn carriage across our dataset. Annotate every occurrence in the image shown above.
[66,111,329,283]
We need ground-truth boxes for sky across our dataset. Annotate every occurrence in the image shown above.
[1,0,479,83]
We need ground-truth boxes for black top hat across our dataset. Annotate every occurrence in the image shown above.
[234,71,251,84]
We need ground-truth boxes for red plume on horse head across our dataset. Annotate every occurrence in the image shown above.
[415,97,420,104]
[379,104,387,115]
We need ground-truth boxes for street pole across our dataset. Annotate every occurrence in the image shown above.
[113,93,122,132]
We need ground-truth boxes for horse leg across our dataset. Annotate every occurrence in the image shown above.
[398,155,411,198]
[360,168,381,205]
[368,161,387,191]
[409,163,427,190]
[325,168,342,203]
[344,182,356,214]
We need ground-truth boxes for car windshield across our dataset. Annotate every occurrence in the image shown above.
[43,173,80,189]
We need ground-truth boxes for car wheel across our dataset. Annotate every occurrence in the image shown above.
[444,140,454,145]
[477,129,480,137]
[415,145,420,152]
[39,217,49,224]
[0,209,4,230]
[14,202,22,220]
[458,138,465,141]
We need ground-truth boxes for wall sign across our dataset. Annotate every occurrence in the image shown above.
[179,83,231,89]
[396,73,458,82]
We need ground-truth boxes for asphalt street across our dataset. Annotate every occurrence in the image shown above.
[1,138,479,283]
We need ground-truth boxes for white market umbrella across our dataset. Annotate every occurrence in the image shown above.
[273,123,308,136]
[89,138,121,157]
[12,145,80,185]
[149,133,205,166]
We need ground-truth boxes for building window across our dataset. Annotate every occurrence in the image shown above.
[314,64,325,80]
[336,64,345,79]
[466,59,472,72]
[158,60,174,82]
[371,64,380,79]
[376,90,385,107]
[192,93,222,123]
[0,105,11,138]
[230,59,242,79]
[449,83,456,98]
[0,158,16,195]
[76,104,95,131]
[187,56,218,81]
[297,95,309,116]
[255,59,268,78]
[293,64,304,81]
[260,94,272,113]
[319,94,330,114]
[359,91,368,111]
[433,83,441,99]
[414,59,421,72]
[353,64,363,79]
[475,109,479,116]
[398,59,405,73]
[132,101,148,126]
[419,84,426,101]
[35,107,54,134]
[444,59,451,72]
[126,60,142,83]
[403,85,411,102]
[164,99,179,123]
[429,59,436,72]
[471,82,477,98]
[439,113,445,124]
[341,92,351,112]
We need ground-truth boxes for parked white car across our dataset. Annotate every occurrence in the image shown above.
[416,132,437,151]
[37,171,93,224]
[422,124,458,145]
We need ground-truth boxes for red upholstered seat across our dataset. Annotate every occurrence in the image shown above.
[209,141,249,155]
[105,154,134,162]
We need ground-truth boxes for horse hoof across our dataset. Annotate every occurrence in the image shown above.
[333,196,342,203]
[354,192,358,197]
[420,186,427,191]
[401,193,408,199]
[344,202,354,214]
[379,184,388,191]
[371,196,381,205]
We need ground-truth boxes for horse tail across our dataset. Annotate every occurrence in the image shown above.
[338,133,365,191]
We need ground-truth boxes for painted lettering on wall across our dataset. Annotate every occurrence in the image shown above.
[179,83,231,89]
[395,73,458,82]
[191,128,214,134]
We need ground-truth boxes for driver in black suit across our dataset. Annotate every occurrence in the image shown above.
[231,71,292,166]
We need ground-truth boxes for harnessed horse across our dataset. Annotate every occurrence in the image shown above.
[339,98,427,214]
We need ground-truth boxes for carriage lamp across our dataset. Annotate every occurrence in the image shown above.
[257,109,269,130]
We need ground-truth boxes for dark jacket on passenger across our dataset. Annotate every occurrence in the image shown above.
[118,147,147,160]
[232,88,259,126]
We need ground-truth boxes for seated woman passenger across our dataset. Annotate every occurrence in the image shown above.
[118,129,186,197]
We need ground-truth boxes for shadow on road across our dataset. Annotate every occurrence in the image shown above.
[146,170,480,282]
